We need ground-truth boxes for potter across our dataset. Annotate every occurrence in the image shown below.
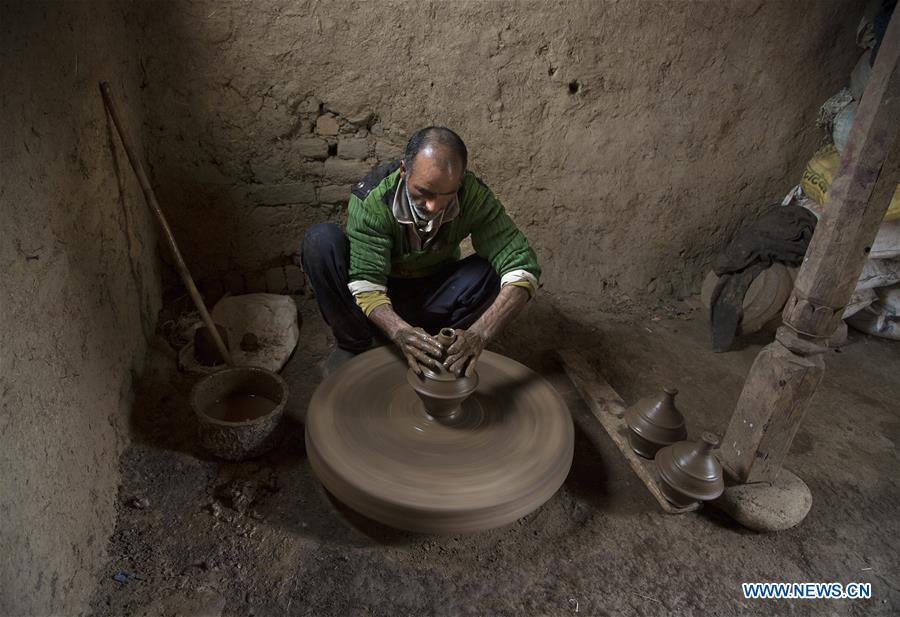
[299,127,541,377]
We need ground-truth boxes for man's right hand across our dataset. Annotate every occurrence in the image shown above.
[393,327,444,376]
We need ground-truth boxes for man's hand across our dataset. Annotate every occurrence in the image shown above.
[394,327,444,376]
[443,329,486,377]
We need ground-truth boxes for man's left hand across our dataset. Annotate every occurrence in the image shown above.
[443,328,486,377]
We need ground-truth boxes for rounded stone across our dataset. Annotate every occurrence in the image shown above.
[709,468,813,532]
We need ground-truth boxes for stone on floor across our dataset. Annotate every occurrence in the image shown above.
[710,468,813,532]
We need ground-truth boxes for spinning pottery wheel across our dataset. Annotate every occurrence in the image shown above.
[305,345,574,533]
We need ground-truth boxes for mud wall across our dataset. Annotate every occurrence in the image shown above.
[139,0,860,301]
[0,3,160,615]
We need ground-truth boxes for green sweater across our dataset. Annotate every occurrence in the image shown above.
[346,163,541,314]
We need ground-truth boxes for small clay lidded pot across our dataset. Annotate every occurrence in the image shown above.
[654,432,725,508]
[624,387,688,459]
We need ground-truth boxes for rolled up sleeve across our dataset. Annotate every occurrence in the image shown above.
[347,195,394,312]
[468,183,541,298]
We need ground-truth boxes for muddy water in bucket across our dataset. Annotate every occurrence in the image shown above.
[191,367,288,460]
[205,393,277,423]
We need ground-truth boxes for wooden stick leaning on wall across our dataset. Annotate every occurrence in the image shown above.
[99,81,234,367]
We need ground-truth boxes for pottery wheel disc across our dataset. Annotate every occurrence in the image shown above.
[305,346,574,534]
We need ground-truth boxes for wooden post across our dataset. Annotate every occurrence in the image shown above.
[719,13,900,483]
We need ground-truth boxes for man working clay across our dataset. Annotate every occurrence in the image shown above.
[300,126,540,376]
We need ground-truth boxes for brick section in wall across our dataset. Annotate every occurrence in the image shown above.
[192,98,407,286]
[237,99,405,213]
[197,264,308,307]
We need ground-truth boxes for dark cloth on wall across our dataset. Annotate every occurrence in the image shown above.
[710,205,818,352]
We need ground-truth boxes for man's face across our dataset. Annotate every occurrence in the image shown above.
[401,146,463,218]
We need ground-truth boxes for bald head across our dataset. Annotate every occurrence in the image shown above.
[400,127,468,219]
[403,126,468,176]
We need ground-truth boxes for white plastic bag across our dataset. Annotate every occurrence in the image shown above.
[857,257,900,290]
[871,219,900,259]
[847,284,900,339]
[832,101,857,153]
[850,52,872,101]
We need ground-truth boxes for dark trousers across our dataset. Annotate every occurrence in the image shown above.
[299,223,500,353]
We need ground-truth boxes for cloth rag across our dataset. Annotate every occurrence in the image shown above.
[710,205,817,352]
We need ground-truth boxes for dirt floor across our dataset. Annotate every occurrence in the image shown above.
[89,293,899,617]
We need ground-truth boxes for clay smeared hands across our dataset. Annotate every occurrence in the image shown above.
[443,328,486,377]
[393,327,444,376]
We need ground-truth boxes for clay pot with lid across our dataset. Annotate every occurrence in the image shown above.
[407,328,478,422]
[654,432,725,508]
[624,387,688,459]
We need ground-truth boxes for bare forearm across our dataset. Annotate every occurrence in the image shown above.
[369,302,444,374]
[368,303,411,341]
[470,285,529,341]
[368,284,529,344]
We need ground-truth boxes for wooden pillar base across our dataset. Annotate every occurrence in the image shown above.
[718,328,825,483]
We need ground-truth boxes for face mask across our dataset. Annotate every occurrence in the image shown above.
[406,183,441,222]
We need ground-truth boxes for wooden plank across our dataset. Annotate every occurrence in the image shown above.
[557,349,628,419]
[557,349,699,515]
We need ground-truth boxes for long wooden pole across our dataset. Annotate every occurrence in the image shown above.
[719,14,900,483]
[99,82,234,367]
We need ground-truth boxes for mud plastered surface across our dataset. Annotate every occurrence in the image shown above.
[89,295,899,616]
[139,0,860,300]
[1,4,161,615]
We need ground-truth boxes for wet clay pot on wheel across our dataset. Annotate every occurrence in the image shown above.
[624,387,688,459]
[407,328,478,423]
[654,432,725,508]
